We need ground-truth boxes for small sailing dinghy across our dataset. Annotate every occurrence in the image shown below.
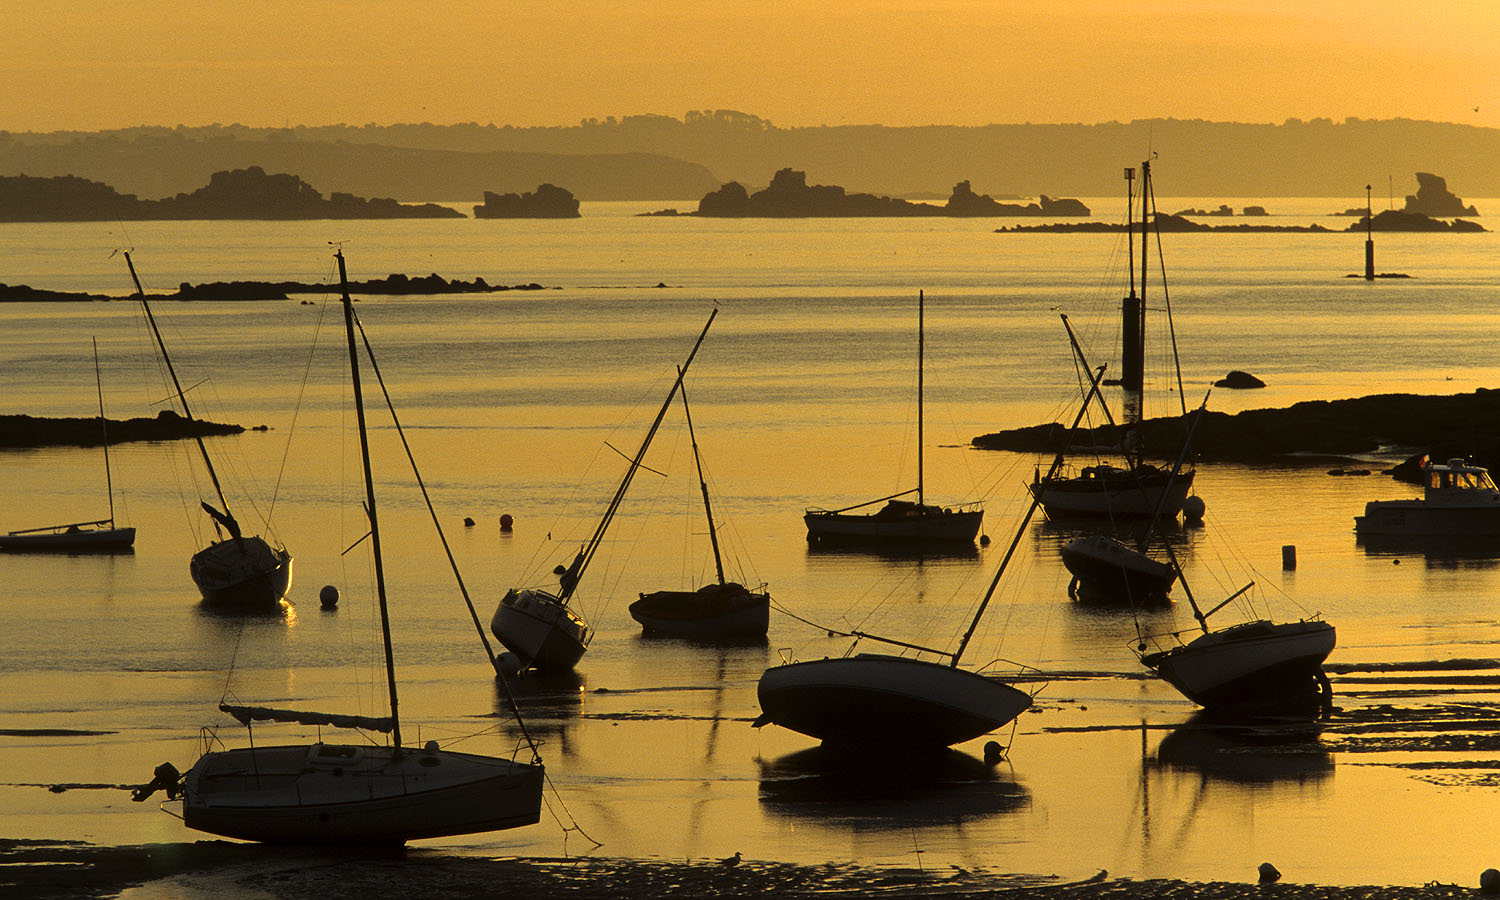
[491,310,718,671]
[123,252,291,609]
[1030,160,1197,521]
[755,368,1113,749]
[160,251,544,844]
[0,339,136,553]
[629,375,769,638]
[803,290,983,545]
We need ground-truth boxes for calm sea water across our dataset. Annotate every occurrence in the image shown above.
[3,198,1500,887]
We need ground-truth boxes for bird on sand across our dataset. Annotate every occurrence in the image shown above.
[720,852,742,867]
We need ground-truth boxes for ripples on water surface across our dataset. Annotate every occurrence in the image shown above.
[2,200,1500,886]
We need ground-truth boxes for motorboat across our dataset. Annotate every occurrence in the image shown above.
[1354,456,1500,536]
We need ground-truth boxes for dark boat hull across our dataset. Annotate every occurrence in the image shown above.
[191,537,293,611]
[629,582,769,637]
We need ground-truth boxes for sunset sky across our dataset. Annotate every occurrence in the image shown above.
[6,0,1497,132]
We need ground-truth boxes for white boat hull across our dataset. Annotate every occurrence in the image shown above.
[629,582,770,637]
[1140,619,1336,709]
[1355,500,1500,537]
[490,588,590,671]
[0,526,136,552]
[183,742,543,844]
[756,654,1032,747]
[191,536,293,610]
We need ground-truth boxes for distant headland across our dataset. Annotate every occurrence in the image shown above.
[996,208,1485,234]
[640,169,1091,218]
[0,409,246,449]
[0,272,545,303]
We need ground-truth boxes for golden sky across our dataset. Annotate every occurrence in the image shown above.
[5,0,1498,132]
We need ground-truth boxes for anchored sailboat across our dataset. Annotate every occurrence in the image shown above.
[491,310,717,671]
[0,339,136,552]
[629,374,770,638]
[161,250,544,844]
[124,251,291,609]
[1031,161,1197,521]
[803,290,983,545]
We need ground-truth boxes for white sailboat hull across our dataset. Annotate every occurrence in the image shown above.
[756,654,1032,747]
[1140,619,1336,709]
[183,742,543,844]
[490,588,590,671]
[1060,534,1175,600]
[191,536,293,610]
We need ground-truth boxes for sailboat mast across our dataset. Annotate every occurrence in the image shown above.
[124,251,233,519]
[336,250,402,750]
[678,373,725,585]
[559,308,717,601]
[918,290,924,507]
[92,337,116,526]
[952,352,1108,667]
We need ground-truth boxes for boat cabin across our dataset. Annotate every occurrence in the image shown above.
[1425,457,1499,500]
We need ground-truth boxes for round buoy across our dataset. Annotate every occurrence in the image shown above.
[319,585,339,609]
[983,740,1004,765]
[1480,868,1500,894]
[500,513,514,532]
[496,652,524,677]
[979,534,991,546]
[463,516,475,527]
[553,563,567,575]
[1181,494,1206,521]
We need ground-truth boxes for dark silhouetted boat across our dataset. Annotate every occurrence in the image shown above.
[629,377,769,638]
[174,250,543,844]
[803,290,982,545]
[124,251,291,609]
[491,311,717,670]
[0,339,136,553]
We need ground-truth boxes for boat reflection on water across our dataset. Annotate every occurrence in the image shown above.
[1355,532,1500,569]
[1152,714,1333,784]
[492,669,587,755]
[758,745,1030,826]
[803,537,981,563]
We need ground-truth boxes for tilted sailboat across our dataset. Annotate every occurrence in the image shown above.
[124,251,291,609]
[628,375,769,638]
[0,339,136,552]
[491,310,717,671]
[1030,161,1197,521]
[803,290,983,545]
[755,368,1112,749]
[166,250,544,844]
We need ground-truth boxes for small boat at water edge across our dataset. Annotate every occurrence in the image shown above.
[1,339,136,553]
[1355,456,1500,537]
[629,376,770,638]
[491,310,718,671]
[122,251,291,610]
[1139,618,1336,711]
[1061,533,1176,602]
[155,250,544,844]
[803,290,983,546]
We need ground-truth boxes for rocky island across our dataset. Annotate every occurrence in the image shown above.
[997,209,1484,233]
[0,272,544,302]
[0,166,462,221]
[972,388,1500,477]
[645,168,1090,218]
[1,409,246,449]
[473,183,581,218]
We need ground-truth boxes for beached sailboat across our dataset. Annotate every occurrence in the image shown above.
[123,251,291,609]
[1030,161,1196,521]
[491,311,718,671]
[0,339,136,553]
[754,368,1112,749]
[803,290,983,545]
[165,250,544,844]
[629,376,769,638]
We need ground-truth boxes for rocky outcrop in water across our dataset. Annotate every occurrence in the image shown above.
[1403,172,1478,217]
[473,183,581,218]
[694,169,1089,217]
[0,409,245,448]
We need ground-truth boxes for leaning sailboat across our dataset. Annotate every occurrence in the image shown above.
[491,310,718,671]
[1030,161,1197,521]
[755,368,1112,749]
[0,339,136,553]
[166,250,544,844]
[628,375,770,638]
[124,252,291,609]
[803,290,983,545]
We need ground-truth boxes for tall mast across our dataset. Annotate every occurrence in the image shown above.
[557,309,717,602]
[678,373,725,585]
[917,289,924,507]
[124,251,234,521]
[336,250,401,750]
[92,337,116,525]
